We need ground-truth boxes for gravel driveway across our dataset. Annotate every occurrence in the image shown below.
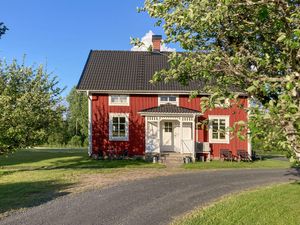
[0,169,298,225]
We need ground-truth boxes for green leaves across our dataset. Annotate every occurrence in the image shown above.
[276,33,286,43]
[143,0,300,154]
[0,59,64,155]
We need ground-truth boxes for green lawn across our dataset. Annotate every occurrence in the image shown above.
[172,182,300,225]
[0,149,296,219]
[183,158,292,170]
[0,148,164,217]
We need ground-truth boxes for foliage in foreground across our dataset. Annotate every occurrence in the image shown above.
[172,182,300,225]
[140,0,300,155]
[0,60,64,155]
[0,22,8,39]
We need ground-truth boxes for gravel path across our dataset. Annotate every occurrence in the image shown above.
[0,168,298,225]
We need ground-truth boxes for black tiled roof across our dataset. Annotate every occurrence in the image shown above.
[140,104,201,114]
[76,50,205,92]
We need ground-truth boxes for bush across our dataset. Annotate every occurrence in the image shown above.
[47,133,66,146]
[83,138,89,147]
[68,135,82,147]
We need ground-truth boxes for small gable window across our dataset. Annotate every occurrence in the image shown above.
[109,95,129,106]
[159,95,178,105]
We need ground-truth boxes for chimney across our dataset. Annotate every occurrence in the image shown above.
[152,35,162,52]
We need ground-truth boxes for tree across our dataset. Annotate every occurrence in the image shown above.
[0,22,8,39]
[0,59,64,155]
[66,86,88,146]
[139,0,300,155]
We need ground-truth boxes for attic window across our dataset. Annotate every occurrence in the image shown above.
[159,95,178,106]
[109,95,129,106]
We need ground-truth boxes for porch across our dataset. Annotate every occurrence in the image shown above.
[139,104,202,160]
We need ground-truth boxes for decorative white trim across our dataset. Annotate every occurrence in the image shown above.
[87,92,93,156]
[109,113,129,141]
[139,112,201,117]
[108,95,130,106]
[158,95,179,106]
[208,115,230,144]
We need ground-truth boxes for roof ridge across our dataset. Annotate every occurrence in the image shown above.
[91,50,174,54]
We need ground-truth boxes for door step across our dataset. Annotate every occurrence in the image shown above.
[160,152,193,167]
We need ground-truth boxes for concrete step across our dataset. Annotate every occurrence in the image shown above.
[162,153,192,165]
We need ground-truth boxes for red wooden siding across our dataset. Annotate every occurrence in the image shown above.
[92,94,157,156]
[92,94,248,158]
[179,96,248,158]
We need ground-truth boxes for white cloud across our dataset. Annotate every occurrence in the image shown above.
[131,30,176,52]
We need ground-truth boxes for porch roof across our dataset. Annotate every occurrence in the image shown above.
[139,104,201,115]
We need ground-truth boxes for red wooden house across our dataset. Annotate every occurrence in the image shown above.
[77,35,251,160]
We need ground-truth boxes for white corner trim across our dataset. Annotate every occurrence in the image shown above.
[247,98,252,156]
[109,113,129,141]
[88,92,93,156]
[208,115,230,144]
[108,95,130,106]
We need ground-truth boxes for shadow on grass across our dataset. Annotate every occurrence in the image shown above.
[259,155,288,161]
[50,158,154,169]
[0,180,72,215]
[0,150,86,167]
[0,158,157,177]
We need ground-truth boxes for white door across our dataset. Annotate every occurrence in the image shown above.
[161,121,174,151]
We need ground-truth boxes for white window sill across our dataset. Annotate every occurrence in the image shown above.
[109,137,129,141]
[108,103,130,106]
[209,139,230,144]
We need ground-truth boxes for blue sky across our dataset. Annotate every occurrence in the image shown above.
[0,0,177,96]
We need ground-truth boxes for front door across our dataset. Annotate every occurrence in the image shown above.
[161,121,174,151]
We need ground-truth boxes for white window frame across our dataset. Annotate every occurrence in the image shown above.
[158,95,179,106]
[109,113,129,141]
[208,115,230,144]
[109,95,130,106]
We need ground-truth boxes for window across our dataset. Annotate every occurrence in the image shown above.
[159,95,178,105]
[208,116,229,143]
[109,95,129,106]
[109,113,129,141]
[164,122,172,132]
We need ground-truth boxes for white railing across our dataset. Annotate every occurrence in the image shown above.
[181,140,194,154]
[145,138,160,153]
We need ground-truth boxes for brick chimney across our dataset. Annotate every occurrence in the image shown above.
[152,35,162,52]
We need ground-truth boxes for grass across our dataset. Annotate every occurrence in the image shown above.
[183,158,292,170]
[0,149,296,218]
[0,148,164,217]
[172,182,300,225]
